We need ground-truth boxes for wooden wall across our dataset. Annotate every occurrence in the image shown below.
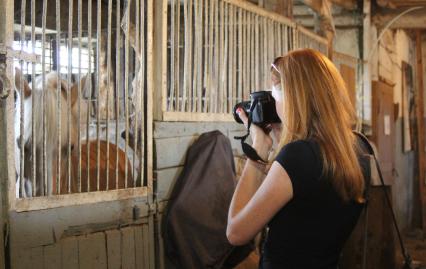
[153,121,246,268]
[9,198,155,269]
[153,121,246,203]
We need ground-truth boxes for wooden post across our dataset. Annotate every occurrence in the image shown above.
[415,30,426,232]
[276,0,293,19]
[363,0,372,127]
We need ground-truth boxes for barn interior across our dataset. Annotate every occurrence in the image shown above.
[0,0,426,268]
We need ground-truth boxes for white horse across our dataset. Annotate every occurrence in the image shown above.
[14,68,86,197]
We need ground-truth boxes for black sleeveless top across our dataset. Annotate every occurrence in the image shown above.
[260,138,369,269]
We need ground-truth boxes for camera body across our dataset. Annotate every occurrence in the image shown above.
[233,91,281,128]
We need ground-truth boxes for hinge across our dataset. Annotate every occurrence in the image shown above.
[148,202,158,215]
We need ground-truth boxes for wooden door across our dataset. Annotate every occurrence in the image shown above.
[371,80,395,185]
[1,0,156,268]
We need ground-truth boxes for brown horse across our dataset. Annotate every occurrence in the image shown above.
[57,140,134,194]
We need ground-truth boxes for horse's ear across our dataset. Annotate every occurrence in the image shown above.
[70,75,88,107]
[14,67,31,98]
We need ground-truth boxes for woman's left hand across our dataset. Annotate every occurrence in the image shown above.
[237,108,273,160]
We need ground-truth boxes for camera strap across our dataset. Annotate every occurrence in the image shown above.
[234,100,268,165]
[353,131,412,269]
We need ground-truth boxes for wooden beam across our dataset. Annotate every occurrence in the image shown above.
[373,8,426,29]
[415,30,426,232]
[330,0,358,10]
[277,0,293,19]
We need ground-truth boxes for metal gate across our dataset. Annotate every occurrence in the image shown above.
[0,0,154,268]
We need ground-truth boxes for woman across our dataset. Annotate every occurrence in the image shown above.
[227,49,367,269]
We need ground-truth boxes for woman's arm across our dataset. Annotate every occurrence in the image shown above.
[227,159,294,246]
[227,110,294,246]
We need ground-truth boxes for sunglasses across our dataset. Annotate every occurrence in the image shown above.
[271,56,282,75]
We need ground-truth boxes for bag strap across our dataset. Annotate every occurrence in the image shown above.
[353,131,412,269]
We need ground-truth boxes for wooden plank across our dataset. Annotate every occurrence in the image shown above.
[105,230,121,269]
[78,233,107,269]
[12,247,44,269]
[223,0,295,27]
[121,227,136,269]
[154,121,244,139]
[162,111,234,122]
[61,237,79,269]
[147,0,154,193]
[147,219,156,269]
[415,30,426,232]
[14,187,149,212]
[155,136,198,169]
[142,224,150,269]
[155,167,183,201]
[153,0,167,120]
[134,226,144,269]
[154,215,166,269]
[44,244,62,269]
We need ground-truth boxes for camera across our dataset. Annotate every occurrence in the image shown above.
[233,91,281,129]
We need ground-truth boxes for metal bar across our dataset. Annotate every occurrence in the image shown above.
[42,0,47,197]
[260,17,268,89]
[124,0,130,188]
[176,0,181,112]
[169,0,175,111]
[284,25,288,53]
[141,0,146,187]
[207,0,214,112]
[115,0,121,189]
[254,14,259,91]
[193,0,199,112]
[31,0,37,197]
[19,0,26,198]
[203,0,209,113]
[231,5,236,107]
[219,1,224,113]
[106,0,113,190]
[56,0,61,196]
[182,0,188,112]
[224,3,229,113]
[77,0,83,193]
[96,0,102,191]
[86,0,93,192]
[245,10,250,99]
[196,0,202,113]
[249,13,254,94]
[214,0,219,113]
[237,7,242,102]
[228,4,233,113]
[188,0,192,112]
[67,0,74,194]
[242,9,246,100]
[132,0,139,187]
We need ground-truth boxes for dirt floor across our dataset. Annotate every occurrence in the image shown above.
[399,230,426,269]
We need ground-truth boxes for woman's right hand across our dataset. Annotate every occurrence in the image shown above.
[237,108,273,160]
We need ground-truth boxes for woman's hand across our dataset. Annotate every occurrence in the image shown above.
[237,108,273,160]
